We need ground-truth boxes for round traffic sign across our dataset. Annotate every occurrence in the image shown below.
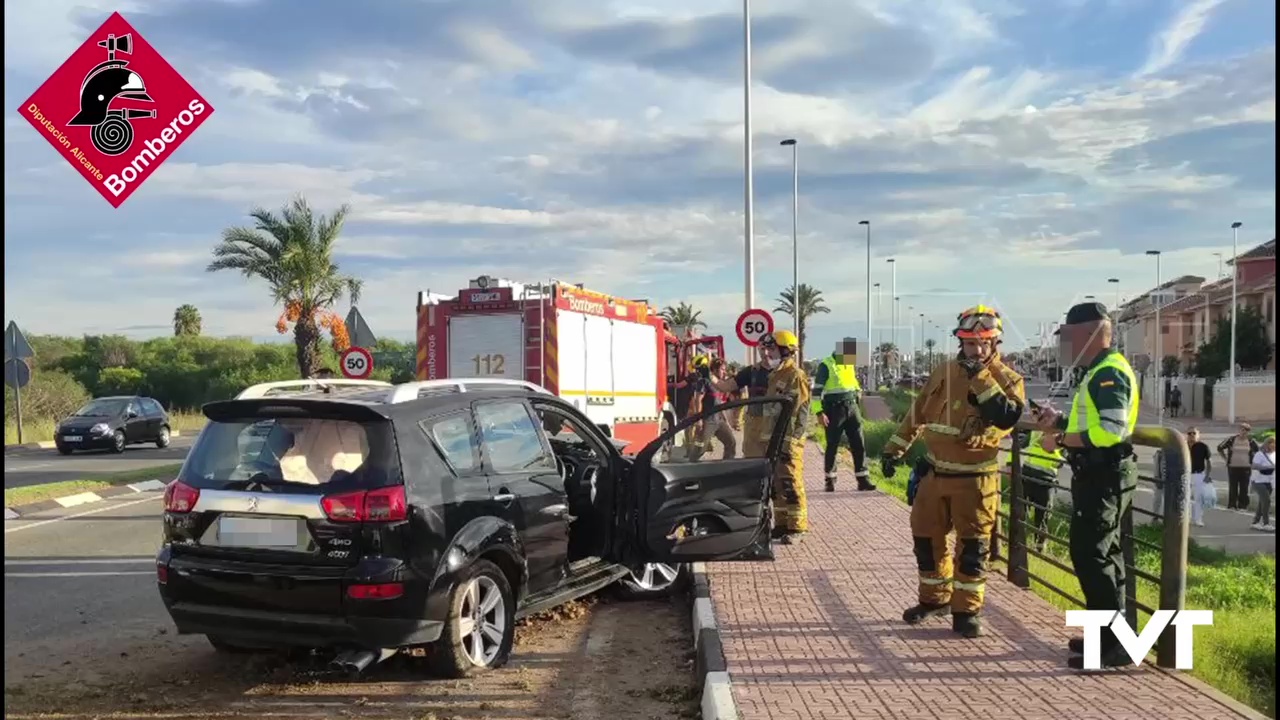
[340,346,374,379]
[735,309,775,347]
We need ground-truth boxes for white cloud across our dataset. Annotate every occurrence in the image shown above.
[1138,0,1227,76]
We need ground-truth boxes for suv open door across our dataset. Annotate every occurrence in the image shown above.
[622,396,794,565]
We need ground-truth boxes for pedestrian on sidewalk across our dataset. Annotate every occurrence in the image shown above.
[1217,424,1258,511]
[1032,302,1138,671]
[815,338,875,492]
[1168,386,1182,418]
[1187,428,1214,527]
[1250,436,1275,531]
[881,305,1025,638]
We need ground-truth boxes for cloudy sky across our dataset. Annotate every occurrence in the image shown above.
[4,0,1275,359]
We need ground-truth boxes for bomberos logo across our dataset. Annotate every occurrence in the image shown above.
[17,12,214,207]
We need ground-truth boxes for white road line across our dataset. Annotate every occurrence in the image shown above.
[5,571,156,577]
[3,461,59,472]
[4,495,162,534]
[4,558,156,566]
[54,492,104,508]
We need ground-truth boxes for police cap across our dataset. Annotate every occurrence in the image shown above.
[1063,301,1110,325]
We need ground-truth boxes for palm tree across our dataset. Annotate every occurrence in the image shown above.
[207,195,363,378]
[172,304,202,337]
[924,338,937,372]
[660,302,706,338]
[774,283,829,364]
[876,342,899,378]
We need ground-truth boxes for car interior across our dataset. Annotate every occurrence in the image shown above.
[531,403,612,561]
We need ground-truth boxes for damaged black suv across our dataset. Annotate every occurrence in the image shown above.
[156,378,791,677]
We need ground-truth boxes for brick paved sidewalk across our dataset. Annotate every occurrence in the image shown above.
[706,439,1261,720]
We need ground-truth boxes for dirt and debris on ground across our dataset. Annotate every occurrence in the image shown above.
[4,592,698,720]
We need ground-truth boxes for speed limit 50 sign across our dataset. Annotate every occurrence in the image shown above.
[340,346,374,379]
[735,309,775,347]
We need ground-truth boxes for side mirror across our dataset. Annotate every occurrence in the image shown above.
[127,410,139,419]
[596,423,612,438]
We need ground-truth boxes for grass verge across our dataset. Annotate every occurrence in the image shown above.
[5,409,206,446]
[834,414,1276,717]
[4,463,184,508]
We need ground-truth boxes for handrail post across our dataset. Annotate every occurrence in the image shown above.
[1007,432,1030,588]
[1144,426,1191,668]
[1121,504,1138,630]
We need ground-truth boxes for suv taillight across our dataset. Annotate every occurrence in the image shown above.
[163,481,200,513]
[322,486,407,523]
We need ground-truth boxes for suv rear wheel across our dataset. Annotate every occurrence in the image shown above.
[429,559,515,678]
[615,562,689,599]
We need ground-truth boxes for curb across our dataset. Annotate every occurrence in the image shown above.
[4,479,168,519]
[4,431,184,452]
[689,562,739,720]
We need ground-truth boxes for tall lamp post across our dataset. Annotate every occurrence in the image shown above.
[741,0,755,363]
[1229,221,1242,423]
[780,139,799,333]
[919,312,925,374]
[872,281,882,387]
[1108,277,1121,352]
[1213,252,1224,281]
[894,296,903,377]
[1146,250,1163,426]
[860,220,871,384]
[887,258,897,377]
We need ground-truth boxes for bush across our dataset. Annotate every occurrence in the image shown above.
[97,367,145,396]
[4,369,91,425]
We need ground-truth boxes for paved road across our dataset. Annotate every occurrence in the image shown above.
[3,436,194,489]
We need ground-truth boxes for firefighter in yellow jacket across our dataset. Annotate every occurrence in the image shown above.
[880,305,1026,637]
[760,330,813,542]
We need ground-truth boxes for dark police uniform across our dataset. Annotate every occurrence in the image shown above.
[1055,302,1140,669]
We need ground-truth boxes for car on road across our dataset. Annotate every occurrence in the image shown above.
[1048,380,1072,399]
[156,378,790,678]
[55,395,172,455]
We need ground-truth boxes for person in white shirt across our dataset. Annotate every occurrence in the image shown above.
[1250,436,1276,531]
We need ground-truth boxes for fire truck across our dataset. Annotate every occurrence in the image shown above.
[416,276,726,453]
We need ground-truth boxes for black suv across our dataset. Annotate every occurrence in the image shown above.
[55,395,173,455]
[156,378,790,677]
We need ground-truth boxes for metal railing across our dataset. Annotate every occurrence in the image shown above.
[990,419,1191,669]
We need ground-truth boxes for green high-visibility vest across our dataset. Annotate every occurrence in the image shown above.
[1066,351,1139,448]
[1023,431,1064,471]
[821,355,861,396]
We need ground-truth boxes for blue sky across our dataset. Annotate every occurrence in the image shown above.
[3,0,1275,359]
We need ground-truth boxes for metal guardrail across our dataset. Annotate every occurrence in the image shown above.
[991,419,1191,669]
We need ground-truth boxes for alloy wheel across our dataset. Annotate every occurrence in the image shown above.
[457,576,506,667]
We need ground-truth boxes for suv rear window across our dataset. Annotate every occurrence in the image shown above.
[181,417,401,493]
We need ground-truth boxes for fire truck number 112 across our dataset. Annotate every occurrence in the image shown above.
[472,353,506,375]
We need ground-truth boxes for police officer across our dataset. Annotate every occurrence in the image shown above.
[814,338,876,492]
[1032,301,1139,670]
[1010,429,1065,553]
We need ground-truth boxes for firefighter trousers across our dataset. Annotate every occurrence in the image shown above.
[909,470,1000,614]
[773,438,809,533]
[741,415,768,458]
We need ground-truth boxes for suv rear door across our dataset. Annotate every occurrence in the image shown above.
[161,401,404,615]
[620,395,793,565]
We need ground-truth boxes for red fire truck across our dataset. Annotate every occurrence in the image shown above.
[416,276,726,453]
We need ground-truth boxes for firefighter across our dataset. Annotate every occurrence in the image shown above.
[814,337,875,492]
[759,330,814,543]
[880,305,1026,638]
[684,355,711,456]
[1031,302,1139,669]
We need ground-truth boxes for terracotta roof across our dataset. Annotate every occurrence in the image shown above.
[1234,238,1276,263]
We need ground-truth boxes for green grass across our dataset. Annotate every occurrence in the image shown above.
[835,414,1277,717]
[4,410,206,446]
[3,463,185,508]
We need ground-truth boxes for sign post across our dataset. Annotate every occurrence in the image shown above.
[5,321,36,445]
[340,346,374,380]
[735,308,775,347]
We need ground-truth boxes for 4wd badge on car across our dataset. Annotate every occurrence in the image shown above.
[17,12,214,208]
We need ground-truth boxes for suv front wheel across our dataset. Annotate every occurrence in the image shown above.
[429,559,515,678]
[615,562,689,599]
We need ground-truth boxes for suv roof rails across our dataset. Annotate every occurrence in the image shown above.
[235,379,393,400]
[386,379,553,404]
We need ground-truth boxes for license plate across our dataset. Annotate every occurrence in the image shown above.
[62,435,83,442]
[218,517,298,548]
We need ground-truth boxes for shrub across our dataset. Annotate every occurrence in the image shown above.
[4,369,91,424]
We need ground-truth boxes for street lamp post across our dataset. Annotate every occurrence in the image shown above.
[860,220,871,385]
[895,296,903,377]
[1108,277,1121,352]
[887,258,897,377]
[1146,250,1163,426]
[906,305,915,373]
[1213,252,1224,281]
[919,313,925,374]
[781,139,798,333]
[873,282,882,388]
[741,0,755,363]
[1229,221,1242,423]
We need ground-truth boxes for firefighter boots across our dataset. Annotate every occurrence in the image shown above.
[952,612,984,638]
[902,602,950,625]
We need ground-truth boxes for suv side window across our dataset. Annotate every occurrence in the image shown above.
[475,401,555,474]
[420,411,480,474]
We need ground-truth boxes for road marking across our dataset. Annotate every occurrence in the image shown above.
[4,495,161,534]
[54,492,103,508]
[5,571,156,577]
[3,461,59,472]
[4,558,156,566]
[128,479,169,492]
